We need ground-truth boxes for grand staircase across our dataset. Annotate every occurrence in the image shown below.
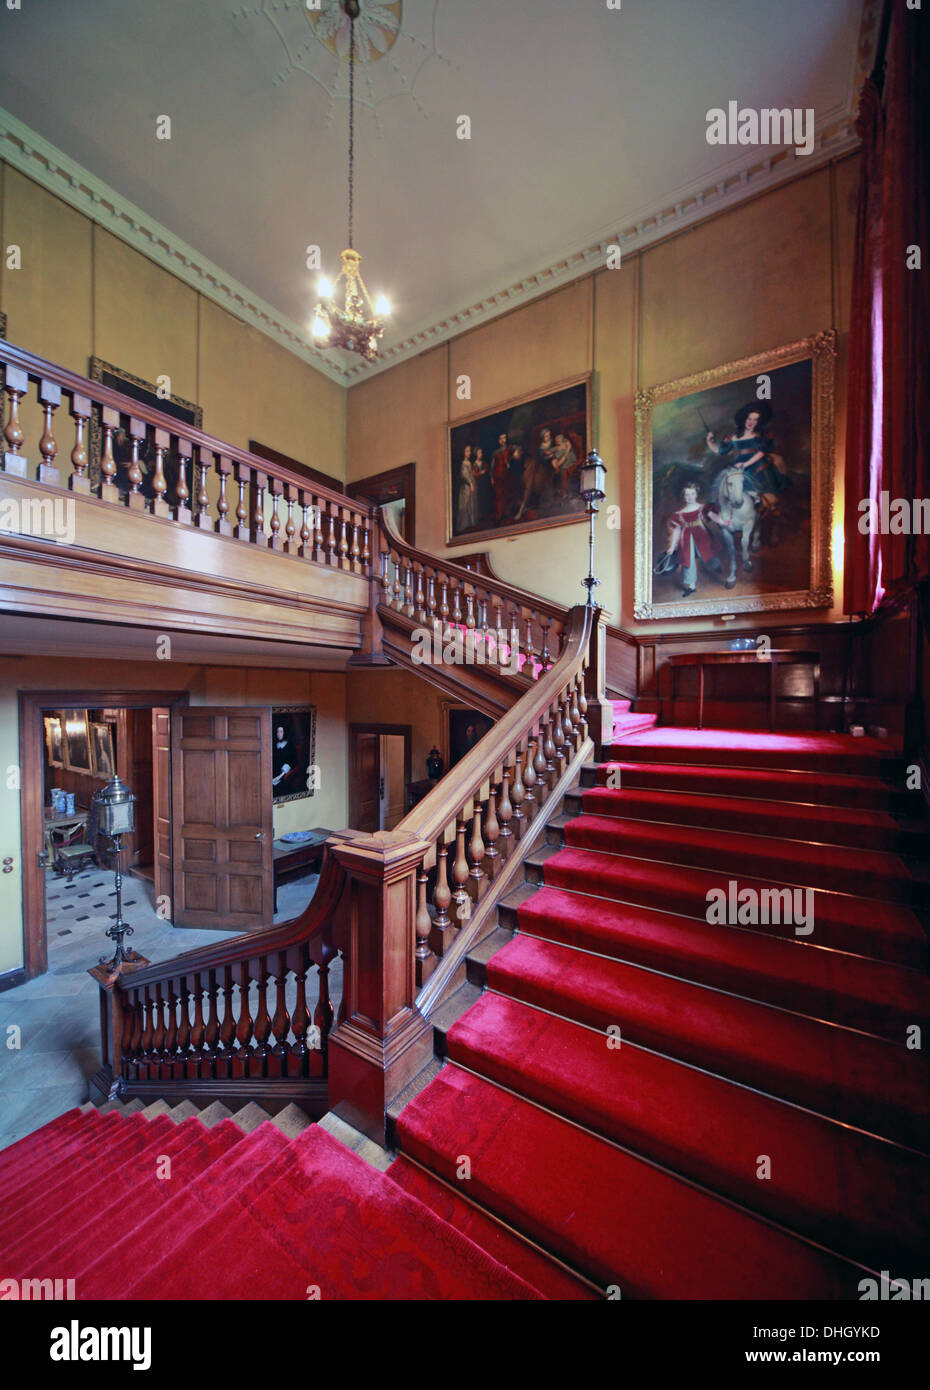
[3,721,928,1299]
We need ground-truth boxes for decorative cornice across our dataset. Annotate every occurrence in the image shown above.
[0,0,872,393]
[0,107,346,387]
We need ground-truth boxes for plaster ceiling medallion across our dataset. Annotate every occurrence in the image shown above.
[238,0,448,120]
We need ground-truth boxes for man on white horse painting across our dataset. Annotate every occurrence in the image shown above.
[656,482,724,597]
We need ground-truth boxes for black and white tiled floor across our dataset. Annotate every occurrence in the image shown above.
[0,867,324,1152]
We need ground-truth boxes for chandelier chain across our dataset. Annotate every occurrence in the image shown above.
[348,15,355,250]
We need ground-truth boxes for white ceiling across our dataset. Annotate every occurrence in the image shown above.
[0,0,865,383]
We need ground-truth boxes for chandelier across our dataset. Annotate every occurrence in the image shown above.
[311,0,390,361]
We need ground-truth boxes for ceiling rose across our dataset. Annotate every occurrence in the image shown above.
[237,0,449,115]
[307,1,402,64]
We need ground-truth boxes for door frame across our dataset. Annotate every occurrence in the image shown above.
[346,463,416,545]
[18,688,189,979]
[348,722,412,831]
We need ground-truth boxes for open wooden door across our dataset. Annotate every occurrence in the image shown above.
[171,707,273,929]
[151,707,172,916]
[354,731,381,833]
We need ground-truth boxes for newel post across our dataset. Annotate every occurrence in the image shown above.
[327,830,434,1143]
[348,512,391,667]
[584,606,614,758]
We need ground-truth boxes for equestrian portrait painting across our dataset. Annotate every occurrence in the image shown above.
[447,377,590,546]
[634,333,836,619]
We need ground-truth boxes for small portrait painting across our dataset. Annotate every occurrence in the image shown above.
[272,706,317,804]
[446,706,494,769]
[90,722,116,779]
[62,710,93,775]
[44,715,63,768]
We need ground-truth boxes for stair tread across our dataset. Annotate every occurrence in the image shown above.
[541,845,926,967]
[517,884,930,1039]
[485,933,930,1149]
[445,990,930,1269]
[395,1064,865,1298]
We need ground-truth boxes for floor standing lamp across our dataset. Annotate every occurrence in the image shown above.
[580,449,607,605]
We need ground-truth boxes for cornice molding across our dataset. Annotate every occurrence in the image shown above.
[1,39,868,392]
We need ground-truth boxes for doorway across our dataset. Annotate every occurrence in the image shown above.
[348,723,412,833]
[19,689,187,979]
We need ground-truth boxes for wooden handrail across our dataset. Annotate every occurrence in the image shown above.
[1,338,373,577]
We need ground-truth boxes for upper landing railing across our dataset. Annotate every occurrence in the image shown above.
[0,338,374,576]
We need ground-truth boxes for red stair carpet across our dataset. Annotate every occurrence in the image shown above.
[2,725,926,1299]
[393,726,930,1298]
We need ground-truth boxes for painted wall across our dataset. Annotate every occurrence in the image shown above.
[0,657,347,975]
[0,162,346,480]
[346,156,859,633]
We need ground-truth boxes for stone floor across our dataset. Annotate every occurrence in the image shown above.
[0,866,323,1152]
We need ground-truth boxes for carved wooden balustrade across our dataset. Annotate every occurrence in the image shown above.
[326,602,599,1140]
[0,338,373,577]
[377,508,568,685]
[93,838,353,1113]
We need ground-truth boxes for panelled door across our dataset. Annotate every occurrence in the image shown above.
[355,731,381,833]
[170,707,273,929]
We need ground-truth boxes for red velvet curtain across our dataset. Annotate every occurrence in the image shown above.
[843,3,929,615]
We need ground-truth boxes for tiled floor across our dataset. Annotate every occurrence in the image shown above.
[0,866,324,1152]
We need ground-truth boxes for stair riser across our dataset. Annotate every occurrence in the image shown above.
[563,823,919,906]
[585,761,919,812]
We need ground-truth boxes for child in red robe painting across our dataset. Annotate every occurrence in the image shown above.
[656,482,723,597]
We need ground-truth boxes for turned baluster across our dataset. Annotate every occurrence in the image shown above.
[534,731,550,796]
[577,672,589,739]
[392,554,404,609]
[540,619,553,671]
[350,517,361,570]
[151,984,167,1072]
[129,990,144,1067]
[176,979,192,1071]
[270,951,291,1065]
[174,437,192,522]
[298,494,312,556]
[415,566,426,621]
[451,816,471,926]
[194,449,212,529]
[150,427,170,516]
[571,677,582,729]
[426,574,437,624]
[495,605,507,667]
[451,584,463,631]
[164,982,179,1071]
[338,511,350,567]
[313,499,325,561]
[235,962,254,1073]
[140,986,155,1069]
[326,508,338,566]
[219,966,236,1075]
[38,380,62,486]
[498,766,514,850]
[511,746,527,833]
[361,522,371,569]
[267,477,284,551]
[524,615,537,674]
[561,693,576,748]
[468,803,486,894]
[315,948,335,1054]
[464,591,476,630]
[520,737,537,816]
[380,550,392,605]
[484,783,500,875]
[432,840,452,941]
[478,595,490,650]
[190,973,207,1072]
[203,970,221,1073]
[282,484,298,554]
[544,716,559,781]
[253,958,272,1069]
[291,945,311,1072]
[404,564,415,617]
[216,455,234,535]
[69,394,92,494]
[1,366,28,475]
[234,462,252,540]
[510,613,522,675]
[415,866,433,972]
[251,471,267,545]
[439,579,451,635]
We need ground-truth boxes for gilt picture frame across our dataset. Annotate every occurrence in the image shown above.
[44,715,64,769]
[62,710,93,775]
[447,375,591,547]
[634,331,836,620]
